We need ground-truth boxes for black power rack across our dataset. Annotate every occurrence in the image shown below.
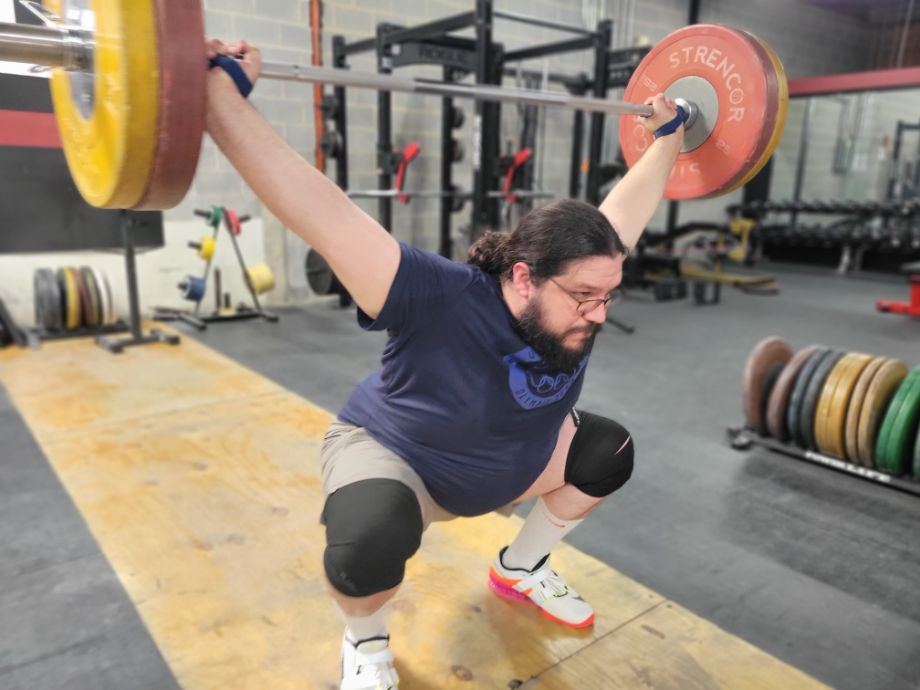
[320,0,648,256]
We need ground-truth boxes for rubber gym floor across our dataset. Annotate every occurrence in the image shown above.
[2,262,918,690]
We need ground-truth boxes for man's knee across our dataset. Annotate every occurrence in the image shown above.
[564,411,634,498]
[322,479,423,597]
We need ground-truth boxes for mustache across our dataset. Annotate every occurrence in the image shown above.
[561,324,600,339]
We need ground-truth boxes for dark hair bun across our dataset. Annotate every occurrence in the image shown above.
[467,230,509,274]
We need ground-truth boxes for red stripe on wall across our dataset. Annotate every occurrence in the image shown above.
[0,110,62,148]
[789,67,920,97]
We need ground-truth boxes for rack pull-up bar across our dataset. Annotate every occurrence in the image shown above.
[492,10,596,37]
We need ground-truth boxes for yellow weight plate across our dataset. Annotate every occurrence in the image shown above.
[723,35,789,193]
[856,358,909,468]
[246,263,276,295]
[47,0,160,209]
[816,353,872,459]
[199,236,216,261]
[845,356,888,464]
[57,267,80,330]
[814,352,850,455]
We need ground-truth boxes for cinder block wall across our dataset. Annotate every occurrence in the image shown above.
[188,0,877,293]
[0,0,885,326]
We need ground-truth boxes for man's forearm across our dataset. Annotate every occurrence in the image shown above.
[599,134,682,250]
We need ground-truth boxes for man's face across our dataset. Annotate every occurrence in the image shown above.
[516,254,624,370]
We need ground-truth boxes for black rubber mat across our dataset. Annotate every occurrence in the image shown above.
[0,386,181,690]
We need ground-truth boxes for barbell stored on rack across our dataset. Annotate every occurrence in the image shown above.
[0,2,787,209]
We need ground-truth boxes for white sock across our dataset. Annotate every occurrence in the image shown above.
[502,497,583,571]
[341,606,389,645]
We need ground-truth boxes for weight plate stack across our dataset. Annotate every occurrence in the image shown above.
[80,266,102,328]
[57,267,81,330]
[133,0,207,210]
[742,336,794,435]
[844,356,888,464]
[800,349,845,451]
[814,353,872,459]
[857,359,909,468]
[46,0,160,208]
[33,268,63,332]
[785,347,832,447]
[766,344,822,441]
[875,368,920,475]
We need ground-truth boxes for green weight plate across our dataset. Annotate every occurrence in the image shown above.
[845,356,888,465]
[800,349,845,452]
[741,336,793,435]
[913,422,920,479]
[766,344,823,441]
[875,368,920,475]
[786,347,832,447]
[857,359,909,468]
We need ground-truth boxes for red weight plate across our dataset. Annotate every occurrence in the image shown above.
[766,344,823,441]
[742,335,794,435]
[133,0,207,210]
[717,32,786,195]
[619,24,779,200]
[70,266,91,329]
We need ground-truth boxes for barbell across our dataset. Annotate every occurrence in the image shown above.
[0,1,788,210]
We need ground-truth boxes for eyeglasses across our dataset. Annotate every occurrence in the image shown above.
[548,277,622,315]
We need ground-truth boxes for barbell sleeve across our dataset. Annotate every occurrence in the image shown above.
[0,21,91,71]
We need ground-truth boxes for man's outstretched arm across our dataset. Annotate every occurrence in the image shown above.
[205,40,399,319]
[599,94,683,251]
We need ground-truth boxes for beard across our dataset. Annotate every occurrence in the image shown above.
[515,298,599,372]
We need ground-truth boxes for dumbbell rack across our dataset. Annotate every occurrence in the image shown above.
[154,207,278,331]
[727,427,920,498]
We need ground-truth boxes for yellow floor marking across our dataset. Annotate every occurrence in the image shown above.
[0,332,828,689]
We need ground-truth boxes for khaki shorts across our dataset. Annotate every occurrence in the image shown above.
[320,419,458,528]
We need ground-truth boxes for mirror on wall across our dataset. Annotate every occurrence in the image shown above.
[771,88,920,204]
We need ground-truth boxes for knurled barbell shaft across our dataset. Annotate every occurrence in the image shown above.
[259,61,655,116]
[0,21,655,117]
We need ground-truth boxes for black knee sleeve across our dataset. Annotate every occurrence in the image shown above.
[322,479,423,598]
[564,410,634,498]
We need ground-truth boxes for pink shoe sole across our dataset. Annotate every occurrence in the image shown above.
[488,573,533,604]
[487,572,595,629]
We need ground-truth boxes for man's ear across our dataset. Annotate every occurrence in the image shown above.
[510,261,534,299]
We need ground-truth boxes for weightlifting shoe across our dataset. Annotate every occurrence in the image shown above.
[340,633,399,690]
[488,546,594,628]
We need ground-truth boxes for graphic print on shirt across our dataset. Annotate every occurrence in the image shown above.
[503,346,587,410]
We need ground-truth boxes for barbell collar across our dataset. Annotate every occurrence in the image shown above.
[0,21,91,71]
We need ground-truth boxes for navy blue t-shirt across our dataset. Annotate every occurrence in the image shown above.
[338,243,588,516]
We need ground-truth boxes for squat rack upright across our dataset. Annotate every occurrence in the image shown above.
[322,0,648,256]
